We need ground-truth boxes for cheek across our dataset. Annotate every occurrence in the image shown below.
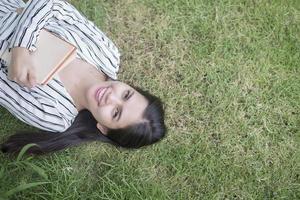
[94,106,113,126]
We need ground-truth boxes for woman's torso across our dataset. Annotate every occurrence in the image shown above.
[0,0,120,132]
[0,0,120,79]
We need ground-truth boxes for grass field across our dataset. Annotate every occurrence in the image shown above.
[0,0,299,199]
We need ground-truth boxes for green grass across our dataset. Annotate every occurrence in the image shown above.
[0,0,299,199]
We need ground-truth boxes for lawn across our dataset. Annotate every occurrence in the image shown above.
[0,0,299,199]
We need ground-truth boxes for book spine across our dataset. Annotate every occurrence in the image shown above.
[41,48,76,85]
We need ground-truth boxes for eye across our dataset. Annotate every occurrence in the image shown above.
[113,107,119,119]
[123,90,131,100]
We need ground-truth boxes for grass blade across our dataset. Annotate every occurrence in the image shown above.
[0,167,4,179]
[4,182,49,197]
[16,143,38,161]
[24,162,48,180]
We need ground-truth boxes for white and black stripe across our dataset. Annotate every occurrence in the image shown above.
[0,67,72,132]
[0,0,120,132]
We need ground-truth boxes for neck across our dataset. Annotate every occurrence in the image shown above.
[58,59,107,111]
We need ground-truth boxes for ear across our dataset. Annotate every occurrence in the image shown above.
[96,123,108,135]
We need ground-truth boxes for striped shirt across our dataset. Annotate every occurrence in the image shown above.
[0,0,121,132]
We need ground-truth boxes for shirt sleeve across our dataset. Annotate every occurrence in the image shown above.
[8,0,54,52]
[49,0,120,79]
[0,68,73,132]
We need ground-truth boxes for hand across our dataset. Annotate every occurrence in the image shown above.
[8,47,37,88]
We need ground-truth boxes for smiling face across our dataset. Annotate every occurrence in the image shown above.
[86,81,148,134]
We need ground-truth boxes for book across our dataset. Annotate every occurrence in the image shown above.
[1,29,77,85]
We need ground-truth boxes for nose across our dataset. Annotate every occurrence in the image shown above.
[105,88,122,105]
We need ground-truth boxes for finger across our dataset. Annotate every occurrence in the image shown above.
[28,70,37,88]
[8,62,20,81]
[7,66,15,80]
[17,70,30,87]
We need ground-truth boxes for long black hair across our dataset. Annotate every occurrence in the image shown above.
[1,88,166,155]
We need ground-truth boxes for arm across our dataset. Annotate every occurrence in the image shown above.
[9,0,54,52]
[8,0,54,87]
[0,69,74,132]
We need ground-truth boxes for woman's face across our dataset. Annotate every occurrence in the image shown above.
[86,81,148,133]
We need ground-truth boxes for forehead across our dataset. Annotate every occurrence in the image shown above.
[118,90,148,129]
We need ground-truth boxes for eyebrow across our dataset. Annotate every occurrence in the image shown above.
[117,91,135,121]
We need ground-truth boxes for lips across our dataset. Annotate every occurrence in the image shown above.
[95,87,108,106]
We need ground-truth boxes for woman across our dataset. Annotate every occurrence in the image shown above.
[0,0,166,154]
